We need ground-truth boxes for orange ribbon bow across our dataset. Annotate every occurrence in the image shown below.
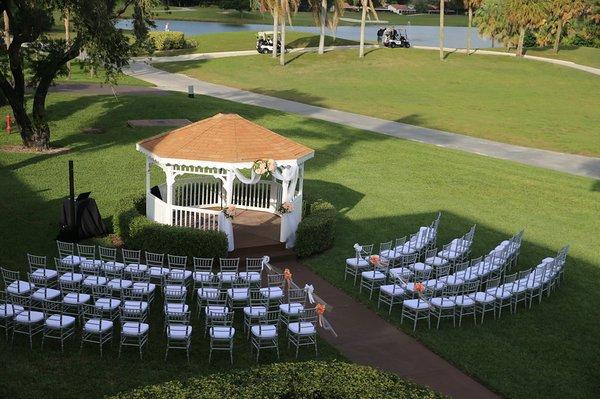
[370,255,380,266]
[316,303,326,327]
[414,282,425,294]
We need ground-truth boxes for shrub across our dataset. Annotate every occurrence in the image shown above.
[149,31,190,51]
[113,195,228,258]
[295,199,336,258]
[107,360,445,399]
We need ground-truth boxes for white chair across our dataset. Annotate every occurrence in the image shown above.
[487,272,517,318]
[469,276,499,323]
[27,254,58,287]
[121,288,149,322]
[423,247,449,269]
[378,282,405,315]
[429,284,460,329]
[57,241,85,266]
[243,289,267,337]
[131,271,156,304]
[278,287,306,327]
[55,258,84,285]
[77,244,102,275]
[92,285,121,322]
[287,308,318,358]
[196,275,221,318]
[204,290,229,336]
[29,272,61,304]
[123,249,148,278]
[1,267,35,298]
[80,303,113,357]
[208,311,235,364]
[167,254,192,288]
[239,258,263,287]
[60,279,91,322]
[1,290,24,340]
[104,266,133,295]
[163,274,187,303]
[454,281,479,326]
[360,258,388,299]
[227,277,250,310]
[11,294,45,349]
[99,246,125,273]
[41,300,76,352]
[165,310,192,362]
[250,309,280,362]
[192,257,214,292]
[146,251,169,286]
[401,297,430,331]
[217,258,239,284]
[344,243,373,285]
[259,274,284,307]
[119,305,149,359]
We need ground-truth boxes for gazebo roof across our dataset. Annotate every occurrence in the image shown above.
[136,113,314,166]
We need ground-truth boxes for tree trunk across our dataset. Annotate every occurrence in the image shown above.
[3,11,11,48]
[65,13,71,79]
[318,0,327,54]
[516,26,525,57]
[491,35,495,48]
[553,19,563,54]
[359,1,367,58]
[439,0,445,60]
[467,6,472,55]
[272,6,279,58]
[280,10,286,66]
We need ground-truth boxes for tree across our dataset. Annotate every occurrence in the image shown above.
[474,0,520,48]
[548,0,589,53]
[219,0,252,18]
[505,0,546,56]
[278,0,300,65]
[463,0,483,54]
[0,0,158,149]
[252,0,280,57]
[354,0,378,58]
[308,0,345,55]
[439,0,445,60]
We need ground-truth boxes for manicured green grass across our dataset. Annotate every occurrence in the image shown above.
[153,31,359,56]
[121,6,468,27]
[0,90,598,398]
[53,61,154,86]
[485,45,600,69]
[157,48,600,156]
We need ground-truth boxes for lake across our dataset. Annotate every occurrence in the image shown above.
[116,19,493,49]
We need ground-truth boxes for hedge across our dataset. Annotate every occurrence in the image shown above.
[108,360,445,399]
[149,31,192,51]
[295,199,336,258]
[113,195,228,258]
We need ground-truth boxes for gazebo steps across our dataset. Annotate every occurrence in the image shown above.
[231,242,296,263]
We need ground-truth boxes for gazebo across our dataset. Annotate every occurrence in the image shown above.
[135,113,314,251]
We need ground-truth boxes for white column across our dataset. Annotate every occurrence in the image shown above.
[145,158,151,194]
[224,170,235,206]
[298,163,304,196]
[166,167,175,206]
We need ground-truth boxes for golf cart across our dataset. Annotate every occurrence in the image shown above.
[382,27,410,48]
[256,31,281,54]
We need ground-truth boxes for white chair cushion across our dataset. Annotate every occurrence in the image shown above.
[438,275,464,286]
[32,268,58,280]
[389,267,413,279]
[402,299,430,310]
[287,322,316,335]
[7,280,35,294]
[167,324,192,339]
[148,266,169,277]
[238,272,261,282]
[468,292,496,303]
[243,306,267,317]
[80,260,102,272]
[210,326,235,339]
[164,285,187,295]
[486,287,512,299]
[122,322,149,337]
[132,282,156,294]
[205,305,228,316]
[410,262,432,272]
[361,271,385,280]
[59,273,84,283]
[82,276,108,287]
[168,269,192,281]
[164,303,189,314]
[15,311,45,324]
[84,318,113,333]
[217,272,238,282]
[124,264,148,274]
[62,255,85,265]
[450,295,476,307]
[123,300,149,313]
[438,249,465,260]
[106,279,133,290]
[45,314,76,329]
[424,256,449,267]
[380,284,405,296]
[227,288,249,300]
[95,298,120,310]
[380,249,402,260]
[102,262,125,271]
[197,287,219,299]
[251,324,277,338]
[346,257,368,267]
[424,279,445,291]
[63,292,91,305]
[279,303,304,315]
[259,287,283,299]
[32,288,61,301]
[192,271,214,282]
[430,297,456,308]
[0,304,24,318]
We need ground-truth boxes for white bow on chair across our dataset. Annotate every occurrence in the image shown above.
[353,243,362,253]
[261,255,271,271]
[304,284,315,304]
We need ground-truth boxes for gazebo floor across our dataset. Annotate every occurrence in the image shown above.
[232,209,281,249]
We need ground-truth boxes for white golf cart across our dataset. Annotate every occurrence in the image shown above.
[382,27,411,48]
[256,31,281,54]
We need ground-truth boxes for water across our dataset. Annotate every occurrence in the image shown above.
[116,19,492,49]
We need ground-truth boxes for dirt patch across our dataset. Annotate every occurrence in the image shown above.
[0,145,70,155]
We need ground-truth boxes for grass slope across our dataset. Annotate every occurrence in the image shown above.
[157,48,600,156]
[121,6,468,27]
[486,45,600,69]
[0,91,599,398]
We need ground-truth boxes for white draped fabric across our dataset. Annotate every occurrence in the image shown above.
[218,213,235,251]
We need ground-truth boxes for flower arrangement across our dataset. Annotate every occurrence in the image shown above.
[315,303,326,327]
[253,159,276,176]
[222,205,236,220]
[414,282,425,294]
[277,201,294,215]
[370,254,380,266]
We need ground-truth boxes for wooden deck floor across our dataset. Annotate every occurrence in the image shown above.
[232,209,281,249]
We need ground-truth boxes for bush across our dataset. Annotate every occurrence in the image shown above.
[107,360,445,399]
[294,199,336,258]
[113,195,228,258]
[149,31,191,51]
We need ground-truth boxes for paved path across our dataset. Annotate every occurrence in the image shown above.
[287,259,500,399]
[125,60,600,180]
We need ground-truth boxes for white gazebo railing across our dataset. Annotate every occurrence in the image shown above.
[231,180,282,211]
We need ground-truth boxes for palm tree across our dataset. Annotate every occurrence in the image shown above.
[439,0,446,60]
[463,0,483,55]
[355,0,378,58]
[506,0,546,56]
[278,0,300,65]
[308,0,345,55]
[548,0,589,53]
[252,0,279,57]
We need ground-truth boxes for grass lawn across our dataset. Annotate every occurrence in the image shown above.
[153,31,359,56]
[53,61,154,86]
[120,6,468,27]
[157,48,600,157]
[486,45,600,69]
[0,90,599,398]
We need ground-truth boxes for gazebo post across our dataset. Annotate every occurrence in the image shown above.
[165,166,175,211]
[145,158,151,194]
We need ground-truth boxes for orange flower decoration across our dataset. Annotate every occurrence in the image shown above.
[283,268,292,281]
[414,282,425,294]
[370,255,380,265]
[315,303,326,315]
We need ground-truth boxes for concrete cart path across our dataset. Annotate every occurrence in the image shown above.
[125,60,600,180]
